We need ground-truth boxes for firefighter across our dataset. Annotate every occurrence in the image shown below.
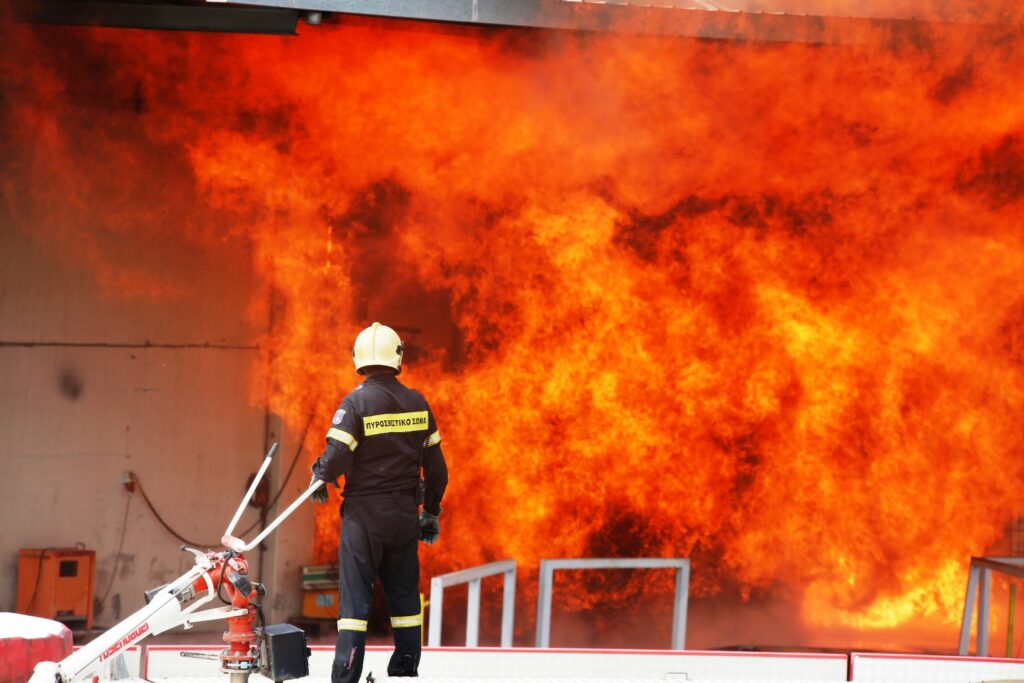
[310,322,448,683]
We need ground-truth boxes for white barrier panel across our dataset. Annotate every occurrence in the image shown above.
[119,646,143,677]
[418,648,848,680]
[145,646,848,681]
[145,645,395,681]
[850,652,1024,682]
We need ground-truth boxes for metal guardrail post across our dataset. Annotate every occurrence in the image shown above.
[501,564,516,647]
[959,562,980,655]
[427,560,516,648]
[671,558,691,650]
[979,567,991,656]
[535,561,555,650]
[534,558,690,650]
[466,578,481,647]
[1008,583,1017,658]
[428,574,445,648]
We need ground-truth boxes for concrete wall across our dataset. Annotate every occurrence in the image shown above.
[0,215,313,633]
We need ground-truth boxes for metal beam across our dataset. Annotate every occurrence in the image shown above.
[972,556,1024,579]
[219,0,983,45]
[12,0,991,44]
[11,0,298,34]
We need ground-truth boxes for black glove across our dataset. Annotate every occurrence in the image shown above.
[310,474,329,504]
[419,510,440,544]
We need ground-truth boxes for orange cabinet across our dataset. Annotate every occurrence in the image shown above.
[17,549,95,630]
[301,587,339,619]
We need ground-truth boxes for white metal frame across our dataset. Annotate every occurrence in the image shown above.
[428,560,516,648]
[535,558,690,650]
[958,556,1024,656]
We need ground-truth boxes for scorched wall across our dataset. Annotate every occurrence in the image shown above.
[0,212,313,631]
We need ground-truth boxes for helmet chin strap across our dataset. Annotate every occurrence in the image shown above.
[360,365,399,377]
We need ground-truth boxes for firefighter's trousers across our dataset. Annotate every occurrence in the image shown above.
[333,492,422,683]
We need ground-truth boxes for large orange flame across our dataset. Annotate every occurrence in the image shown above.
[2,5,1024,650]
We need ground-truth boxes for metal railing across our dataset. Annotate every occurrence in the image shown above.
[535,557,690,649]
[428,560,516,648]
[958,556,1024,656]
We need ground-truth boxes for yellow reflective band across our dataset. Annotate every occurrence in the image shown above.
[327,428,358,451]
[363,411,429,437]
[390,614,422,628]
[423,431,441,448]
[337,618,368,632]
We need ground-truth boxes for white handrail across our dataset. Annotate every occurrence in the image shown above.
[535,557,690,650]
[428,560,516,648]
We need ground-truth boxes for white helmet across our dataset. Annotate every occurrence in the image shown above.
[352,322,404,375]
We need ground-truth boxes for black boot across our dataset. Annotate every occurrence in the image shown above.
[331,629,367,683]
[386,626,421,677]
